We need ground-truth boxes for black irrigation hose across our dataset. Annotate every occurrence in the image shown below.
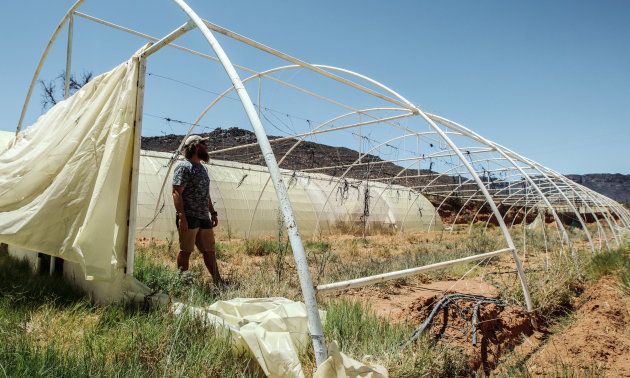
[471,302,481,346]
[401,293,505,348]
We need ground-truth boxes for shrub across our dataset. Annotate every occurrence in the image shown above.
[465,229,499,253]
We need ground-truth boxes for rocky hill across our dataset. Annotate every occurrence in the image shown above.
[567,173,630,206]
[141,127,464,190]
[141,128,630,216]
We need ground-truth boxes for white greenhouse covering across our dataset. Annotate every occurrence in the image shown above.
[138,151,442,241]
[0,57,141,280]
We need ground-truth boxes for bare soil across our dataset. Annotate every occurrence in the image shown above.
[346,279,537,373]
[523,277,630,376]
[348,275,630,375]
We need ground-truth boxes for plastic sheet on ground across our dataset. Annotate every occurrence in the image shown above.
[0,53,142,280]
[172,297,387,378]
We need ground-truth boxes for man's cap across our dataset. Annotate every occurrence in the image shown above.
[181,135,209,151]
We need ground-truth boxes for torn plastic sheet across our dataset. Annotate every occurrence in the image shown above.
[172,297,387,377]
[0,53,143,280]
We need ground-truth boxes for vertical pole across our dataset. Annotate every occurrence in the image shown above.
[414,108,533,312]
[126,56,147,276]
[64,15,74,99]
[522,181,528,260]
[257,76,262,116]
[416,135,420,177]
[171,0,328,366]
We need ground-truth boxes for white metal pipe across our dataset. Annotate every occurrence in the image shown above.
[246,107,410,237]
[69,12,628,244]
[489,150,596,253]
[171,0,328,365]
[582,186,626,243]
[16,0,86,134]
[544,170,608,253]
[126,55,147,276]
[563,179,618,249]
[317,248,513,293]
[430,116,570,246]
[141,20,197,58]
[412,108,533,311]
[52,13,76,276]
[64,15,74,99]
[209,110,415,156]
[200,20,416,112]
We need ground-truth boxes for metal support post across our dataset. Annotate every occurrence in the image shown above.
[141,20,196,58]
[125,56,147,276]
[64,15,73,99]
[171,0,328,366]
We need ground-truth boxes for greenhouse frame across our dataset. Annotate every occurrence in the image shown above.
[1,0,629,368]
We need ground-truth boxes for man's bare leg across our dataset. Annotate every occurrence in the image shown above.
[177,227,197,272]
[196,228,223,286]
[201,250,223,285]
[177,250,192,271]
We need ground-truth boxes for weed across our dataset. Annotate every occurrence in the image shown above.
[465,229,499,253]
[324,300,468,377]
[589,244,630,294]
[305,240,336,283]
[589,246,629,280]
[274,211,290,282]
[305,240,331,252]
[243,239,276,256]
[134,252,214,304]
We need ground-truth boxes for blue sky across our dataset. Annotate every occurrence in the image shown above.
[1,0,628,174]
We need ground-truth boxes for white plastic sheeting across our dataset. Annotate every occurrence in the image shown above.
[172,297,387,378]
[0,56,140,280]
[138,151,442,240]
[0,132,12,150]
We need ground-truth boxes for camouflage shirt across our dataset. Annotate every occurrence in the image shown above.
[173,161,210,220]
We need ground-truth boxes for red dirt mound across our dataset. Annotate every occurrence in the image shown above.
[525,277,630,376]
[402,294,535,373]
[348,279,536,373]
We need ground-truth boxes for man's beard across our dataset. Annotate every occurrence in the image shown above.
[198,148,210,163]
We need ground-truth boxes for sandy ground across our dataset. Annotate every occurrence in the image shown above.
[341,279,499,322]
[524,277,630,376]
[343,278,535,373]
[346,275,630,376]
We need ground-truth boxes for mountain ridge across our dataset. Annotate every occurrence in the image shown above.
[141,127,630,206]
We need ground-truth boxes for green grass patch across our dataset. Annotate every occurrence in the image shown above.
[243,239,278,256]
[133,252,217,305]
[305,240,331,253]
[589,245,630,280]
[0,253,262,377]
[324,300,468,377]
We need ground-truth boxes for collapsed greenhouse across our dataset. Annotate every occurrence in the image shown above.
[1,1,629,376]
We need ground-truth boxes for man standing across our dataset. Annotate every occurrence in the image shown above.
[172,135,223,285]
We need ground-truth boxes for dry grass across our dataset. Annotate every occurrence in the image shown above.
[1,223,623,377]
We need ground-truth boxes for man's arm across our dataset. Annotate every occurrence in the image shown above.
[173,185,188,231]
[208,195,219,227]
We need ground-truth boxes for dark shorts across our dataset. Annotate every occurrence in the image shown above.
[176,214,213,229]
